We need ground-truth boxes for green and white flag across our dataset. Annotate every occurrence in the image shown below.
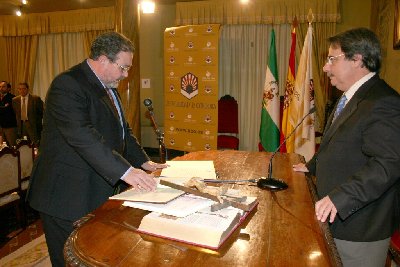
[259,29,280,152]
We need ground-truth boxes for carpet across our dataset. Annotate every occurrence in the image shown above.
[0,235,51,267]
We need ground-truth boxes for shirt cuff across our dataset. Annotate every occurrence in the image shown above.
[120,166,134,181]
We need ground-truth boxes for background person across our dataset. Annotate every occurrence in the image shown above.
[27,32,167,266]
[12,82,44,144]
[293,28,400,267]
[0,81,17,146]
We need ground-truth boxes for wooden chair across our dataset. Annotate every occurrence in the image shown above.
[14,138,35,196]
[217,95,239,150]
[0,146,24,230]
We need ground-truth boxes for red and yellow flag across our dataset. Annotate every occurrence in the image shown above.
[280,23,296,153]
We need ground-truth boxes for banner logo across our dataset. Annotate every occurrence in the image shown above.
[181,72,198,99]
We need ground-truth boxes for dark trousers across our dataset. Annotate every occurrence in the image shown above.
[40,212,74,267]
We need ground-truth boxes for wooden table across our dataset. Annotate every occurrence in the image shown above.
[64,150,342,266]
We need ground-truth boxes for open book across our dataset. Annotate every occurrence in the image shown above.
[137,197,258,249]
[109,184,184,203]
[123,194,215,217]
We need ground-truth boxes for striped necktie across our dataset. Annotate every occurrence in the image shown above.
[333,94,347,121]
[21,97,28,121]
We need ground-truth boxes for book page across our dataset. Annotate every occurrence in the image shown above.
[123,194,215,217]
[138,205,243,248]
[174,207,242,230]
[160,161,217,182]
[109,184,184,203]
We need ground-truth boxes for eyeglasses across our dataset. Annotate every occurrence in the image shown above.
[113,61,131,72]
[326,53,345,65]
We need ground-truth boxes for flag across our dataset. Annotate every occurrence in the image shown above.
[289,23,315,161]
[259,29,280,152]
[280,23,297,153]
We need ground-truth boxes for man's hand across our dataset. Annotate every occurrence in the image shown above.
[141,161,168,172]
[315,196,337,223]
[292,163,309,172]
[123,168,157,191]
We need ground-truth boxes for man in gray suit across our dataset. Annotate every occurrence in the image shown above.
[294,28,400,266]
[27,32,167,266]
[12,82,44,144]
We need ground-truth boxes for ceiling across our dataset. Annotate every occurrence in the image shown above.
[0,0,185,16]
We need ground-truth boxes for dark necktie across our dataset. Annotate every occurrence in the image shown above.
[105,88,119,116]
[333,94,347,121]
[105,88,125,139]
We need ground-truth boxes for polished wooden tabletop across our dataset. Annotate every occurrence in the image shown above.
[64,150,341,266]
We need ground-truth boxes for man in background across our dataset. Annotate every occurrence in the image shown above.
[27,32,167,266]
[12,82,43,145]
[293,28,400,266]
[0,81,17,146]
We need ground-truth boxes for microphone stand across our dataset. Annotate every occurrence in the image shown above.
[146,104,168,163]
[264,107,316,184]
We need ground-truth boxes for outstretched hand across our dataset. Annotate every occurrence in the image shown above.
[123,168,157,191]
[141,161,168,172]
[292,163,309,172]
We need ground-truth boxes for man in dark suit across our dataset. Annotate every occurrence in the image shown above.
[0,81,17,146]
[294,28,400,266]
[12,82,44,145]
[27,32,167,266]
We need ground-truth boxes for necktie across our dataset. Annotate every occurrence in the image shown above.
[105,88,119,116]
[21,97,28,121]
[105,88,125,139]
[333,94,347,121]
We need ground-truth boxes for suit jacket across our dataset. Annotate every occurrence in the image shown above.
[0,92,17,128]
[306,74,400,242]
[12,94,44,139]
[27,60,150,222]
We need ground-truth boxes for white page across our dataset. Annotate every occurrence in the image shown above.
[123,194,215,217]
[110,184,184,203]
[160,161,217,181]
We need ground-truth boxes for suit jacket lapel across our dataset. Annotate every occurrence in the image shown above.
[81,61,120,120]
[80,61,125,142]
[319,75,380,152]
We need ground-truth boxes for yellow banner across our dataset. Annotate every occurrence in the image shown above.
[164,24,219,152]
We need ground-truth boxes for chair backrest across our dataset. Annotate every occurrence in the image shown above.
[218,95,238,134]
[15,139,35,180]
[0,146,21,198]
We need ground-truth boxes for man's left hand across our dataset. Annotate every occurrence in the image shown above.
[141,161,168,172]
[315,196,337,223]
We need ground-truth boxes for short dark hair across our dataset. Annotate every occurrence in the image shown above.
[19,82,29,89]
[328,28,381,72]
[1,81,11,89]
[89,32,134,62]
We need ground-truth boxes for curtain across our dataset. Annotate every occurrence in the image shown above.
[0,7,115,36]
[5,35,38,93]
[115,0,141,139]
[370,0,391,77]
[176,0,341,25]
[32,32,90,100]
[0,7,115,96]
[219,24,291,151]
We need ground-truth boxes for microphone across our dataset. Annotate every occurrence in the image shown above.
[143,98,153,112]
[257,107,316,191]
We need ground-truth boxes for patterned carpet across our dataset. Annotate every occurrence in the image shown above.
[0,234,50,267]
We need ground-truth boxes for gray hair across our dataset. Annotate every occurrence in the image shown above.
[89,32,134,62]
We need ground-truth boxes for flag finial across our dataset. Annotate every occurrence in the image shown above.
[307,8,314,24]
[292,16,298,33]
